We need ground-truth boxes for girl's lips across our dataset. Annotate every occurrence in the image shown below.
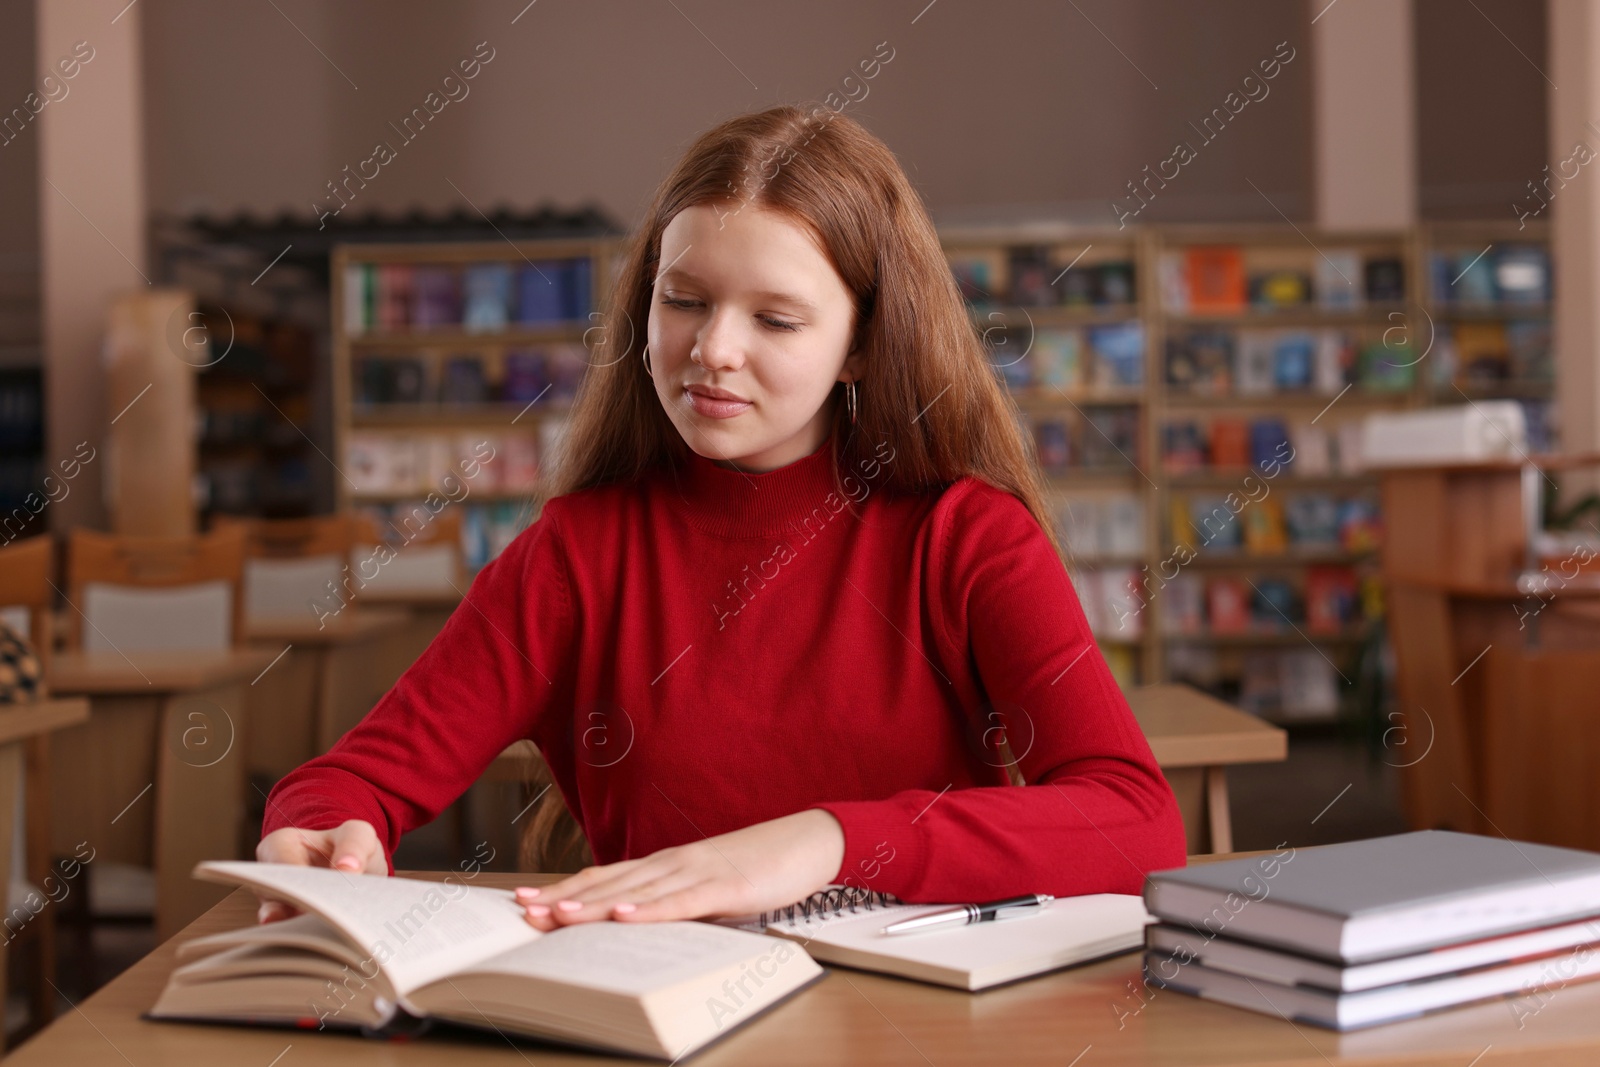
[685,387,752,419]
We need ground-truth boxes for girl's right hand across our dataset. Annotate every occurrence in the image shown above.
[253,819,387,923]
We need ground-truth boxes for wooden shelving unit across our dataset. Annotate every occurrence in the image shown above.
[329,237,623,571]
[1416,218,1554,448]
[325,222,1552,725]
[940,222,1155,689]
[937,220,1553,724]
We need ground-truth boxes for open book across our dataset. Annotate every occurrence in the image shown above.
[147,862,824,1060]
[718,885,1153,991]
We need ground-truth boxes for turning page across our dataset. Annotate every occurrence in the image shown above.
[195,862,539,997]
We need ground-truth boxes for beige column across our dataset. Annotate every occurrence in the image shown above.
[37,0,148,533]
[1310,0,1418,229]
[1551,0,1600,459]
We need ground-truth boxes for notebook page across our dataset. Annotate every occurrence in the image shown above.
[768,894,1152,978]
[196,862,539,996]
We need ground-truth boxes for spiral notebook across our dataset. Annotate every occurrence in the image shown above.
[715,885,1153,991]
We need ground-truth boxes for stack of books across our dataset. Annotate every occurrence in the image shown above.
[1142,830,1600,1030]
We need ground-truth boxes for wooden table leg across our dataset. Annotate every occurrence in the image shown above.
[154,683,248,942]
[23,735,54,1028]
[0,742,20,1034]
[1204,765,1232,855]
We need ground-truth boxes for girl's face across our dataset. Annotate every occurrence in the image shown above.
[648,202,863,473]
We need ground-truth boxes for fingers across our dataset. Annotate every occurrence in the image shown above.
[514,858,647,913]
[524,868,702,929]
[256,827,315,865]
[257,898,300,924]
[327,820,384,873]
[257,822,382,872]
[608,883,719,923]
[516,861,659,931]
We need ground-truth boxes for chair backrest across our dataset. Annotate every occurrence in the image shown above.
[214,514,358,560]
[65,526,247,651]
[214,515,357,627]
[351,509,466,595]
[0,534,55,677]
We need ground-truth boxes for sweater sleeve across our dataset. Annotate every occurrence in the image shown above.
[810,481,1188,901]
[259,501,577,871]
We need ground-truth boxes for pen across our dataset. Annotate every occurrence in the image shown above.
[881,894,1055,936]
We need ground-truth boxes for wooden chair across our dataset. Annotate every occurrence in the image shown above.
[213,514,358,561]
[59,527,248,965]
[64,527,248,651]
[211,515,358,627]
[0,535,61,1034]
[212,515,377,832]
[505,743,592,875]
[350,511,488,863]
[350,510,466,599]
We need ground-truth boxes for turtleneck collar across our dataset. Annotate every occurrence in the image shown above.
[666,433,842,540]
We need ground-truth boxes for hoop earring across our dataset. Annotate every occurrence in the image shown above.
[846,380,858,426]
[642,344,652,376]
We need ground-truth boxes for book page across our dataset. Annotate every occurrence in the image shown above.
[176,912,368,967]
[460,920,791,997]
[196,862,539,995]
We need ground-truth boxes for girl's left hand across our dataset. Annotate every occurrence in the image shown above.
[514,808,846,931]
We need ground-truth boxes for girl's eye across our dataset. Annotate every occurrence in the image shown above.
[659,297,801,333]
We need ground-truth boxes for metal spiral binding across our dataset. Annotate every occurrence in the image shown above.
[758,885,903,931]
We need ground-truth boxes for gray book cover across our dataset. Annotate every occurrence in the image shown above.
[1149,830,1600,918]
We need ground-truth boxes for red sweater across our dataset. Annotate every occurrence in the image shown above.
[263,434,1188,900]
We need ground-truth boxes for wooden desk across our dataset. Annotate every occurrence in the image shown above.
[1376,455,1600,850]
[46,649,277,940]
[242,607,413,773]
[0,699,88,1027]
[486,683,1288,857]
[1127,683,1288,854]
[17,865,1600,1067]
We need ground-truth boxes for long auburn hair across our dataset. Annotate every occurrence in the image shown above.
[520,102,1064,872]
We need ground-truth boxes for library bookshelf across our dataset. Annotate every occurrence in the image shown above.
[328,221,1552,725]
[330,237,623,572]
[940,219,1552,724]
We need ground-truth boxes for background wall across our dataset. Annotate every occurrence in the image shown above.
[1416,0,1549,219]
[130,0,1549,233]
[0,0,1556,273]
[141,0,1320,229]
[0,0,39,367]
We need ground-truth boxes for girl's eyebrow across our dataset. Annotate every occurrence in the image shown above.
[658,267,819,313]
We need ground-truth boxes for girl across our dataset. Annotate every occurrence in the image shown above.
[257,103,1187,931]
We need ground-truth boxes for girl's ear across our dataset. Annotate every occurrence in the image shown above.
[841,346,865,382]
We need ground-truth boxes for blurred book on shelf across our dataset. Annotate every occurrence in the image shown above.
[1162,244,1406,313]
[352,344,588,408]
[1054,492,1145,560]
[344,257,595,334]
[1430,244,1550,306]
[1071,566,1145,640]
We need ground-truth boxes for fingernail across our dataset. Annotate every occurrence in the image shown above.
[526,903,550,918]
[514,886,540,899]
[556,899,583,912]
[613,902,636,914]
[333,857,361,872]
